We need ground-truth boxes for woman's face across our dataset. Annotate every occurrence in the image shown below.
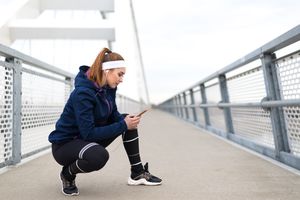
[105,67,126,88]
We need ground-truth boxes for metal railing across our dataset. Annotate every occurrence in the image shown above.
[116,94,146,114]
[158,25,300,170]
[0,44,144,169]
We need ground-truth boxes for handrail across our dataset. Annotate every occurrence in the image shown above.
[0,43,74,79]
[160,99,300,108]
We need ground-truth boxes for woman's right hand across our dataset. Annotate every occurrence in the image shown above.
[124,115,141,130]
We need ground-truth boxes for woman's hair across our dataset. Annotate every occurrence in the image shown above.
[88,47,124,86]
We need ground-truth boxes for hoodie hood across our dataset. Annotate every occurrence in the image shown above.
[74,65,96,90]
[74,65,117,93]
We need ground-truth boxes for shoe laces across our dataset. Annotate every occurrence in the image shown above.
[61,174,76,188]
[67,180,76,188]
[143,162,161,182]
[142,162,153,179]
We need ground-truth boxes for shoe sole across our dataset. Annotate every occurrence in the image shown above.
[127,177,162,186]
[59,173,79,196]
[61,189,79,197]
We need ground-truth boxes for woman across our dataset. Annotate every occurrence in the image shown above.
[48,48,162,196]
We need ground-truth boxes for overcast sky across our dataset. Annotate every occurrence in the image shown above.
[130,0,300,104]
[3,0,300,105]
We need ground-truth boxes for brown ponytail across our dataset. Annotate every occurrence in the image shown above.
[88,47,124,86]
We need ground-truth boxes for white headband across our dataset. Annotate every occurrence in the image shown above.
[102,60,126,70]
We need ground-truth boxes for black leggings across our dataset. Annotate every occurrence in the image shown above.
[52,128,141,175]
[52,138,112,173]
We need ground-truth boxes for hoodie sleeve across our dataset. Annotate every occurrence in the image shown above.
[72,88,127,141]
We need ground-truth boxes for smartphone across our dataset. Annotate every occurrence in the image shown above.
[136,109,149,117]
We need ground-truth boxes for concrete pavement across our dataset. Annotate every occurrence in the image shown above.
[1,109,300,200]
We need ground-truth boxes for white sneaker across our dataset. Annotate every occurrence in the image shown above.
[127,163,162,186]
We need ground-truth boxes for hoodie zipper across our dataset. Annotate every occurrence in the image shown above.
[105,97,112,115]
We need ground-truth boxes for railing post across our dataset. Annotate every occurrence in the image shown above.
[178,94,183,118]
[172,97,177,115]
[174,96,179,117]
[7,57,22,165]
[183,92,189,120]
[65,77,73,101]
[170,99,174,114]
[166,100,170,113]
[167,100,171,114]
[218,74,234,134]
[189,88,198,123]
[69,77,74,91]
[260,53,290,159]
[200,84,210,127]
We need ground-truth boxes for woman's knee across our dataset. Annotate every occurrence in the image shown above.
[84,145,109,171]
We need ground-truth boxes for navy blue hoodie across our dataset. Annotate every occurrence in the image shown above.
[48,65,127,144]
